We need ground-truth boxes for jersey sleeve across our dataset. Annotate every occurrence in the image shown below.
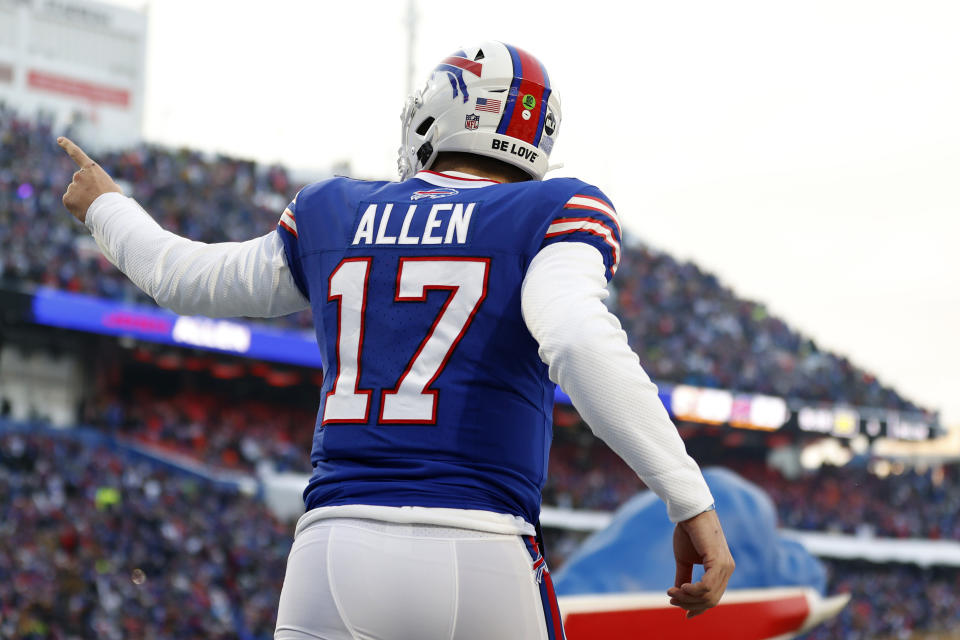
[540,185,621,281]
[276,190,310,300]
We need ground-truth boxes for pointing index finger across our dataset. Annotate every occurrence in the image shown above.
[57,136,94,168]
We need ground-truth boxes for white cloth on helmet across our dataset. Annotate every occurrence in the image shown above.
[85,189,713,523]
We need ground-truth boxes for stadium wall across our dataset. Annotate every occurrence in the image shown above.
[0,0,147,150]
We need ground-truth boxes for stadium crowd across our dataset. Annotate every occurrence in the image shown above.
[742,463,960,540]
[0,431,288,640]
[0,106,313,330]
[4,430,960,640]
[0,107,922,412]
[546,420,960,541]
[608,246,917,410]
[801,560,960,640]
[84,388,315,474]
[3,106,953,638]
[79,380,960,542]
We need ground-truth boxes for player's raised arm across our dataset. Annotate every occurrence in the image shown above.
[59,136,123,221]
[56,137,309,318]
[520,240,735,617]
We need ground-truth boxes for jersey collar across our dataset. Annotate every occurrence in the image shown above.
[415,170,501,189]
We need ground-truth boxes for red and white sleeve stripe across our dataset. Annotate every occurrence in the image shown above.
[563,194,621,237]
[544,216,620,275]
[278,207,298,238]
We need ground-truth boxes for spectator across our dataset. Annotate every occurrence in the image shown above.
[0,432,290,639]
[5,430,958,638]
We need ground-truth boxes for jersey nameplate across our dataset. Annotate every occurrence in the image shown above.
[352,202,475,246]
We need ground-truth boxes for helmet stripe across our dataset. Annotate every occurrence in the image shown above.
[532,55,551,147]
[534,84,552,147]
[440,55,483,77]
[496,44,524,135]
[497,44,549,146]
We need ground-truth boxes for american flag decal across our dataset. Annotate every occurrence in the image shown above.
[476,97,502,113]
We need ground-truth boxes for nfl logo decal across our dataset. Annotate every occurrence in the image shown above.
[464,114,480,130]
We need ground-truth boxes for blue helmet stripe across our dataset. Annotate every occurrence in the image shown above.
[533,56,551,146]
[496,44,524,135]
[434,64,470,103]
[533,88,550,147]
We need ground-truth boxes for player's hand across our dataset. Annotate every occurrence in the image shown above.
[58,136,122,223]
[667,507,735,619]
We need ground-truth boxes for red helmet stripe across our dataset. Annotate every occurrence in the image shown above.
[500,46,548,145]
[440,56,483,77]
[516,46,544,85]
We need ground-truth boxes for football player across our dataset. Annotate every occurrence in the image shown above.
[60,41,734,640]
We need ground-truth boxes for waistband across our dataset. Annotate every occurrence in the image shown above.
[295,504,536,539]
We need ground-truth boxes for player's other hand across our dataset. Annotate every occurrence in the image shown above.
[58,136,122,223]
[667,507,735,619]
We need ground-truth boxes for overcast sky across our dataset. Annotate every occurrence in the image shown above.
[108,0,959,426]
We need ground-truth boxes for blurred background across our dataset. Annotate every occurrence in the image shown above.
[0,0,957,638]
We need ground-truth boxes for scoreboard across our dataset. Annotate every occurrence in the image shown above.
[0,0,146,150]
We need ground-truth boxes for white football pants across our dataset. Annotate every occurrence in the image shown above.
[274,518,565,640]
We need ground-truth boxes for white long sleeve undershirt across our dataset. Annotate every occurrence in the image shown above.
[521,243,714,522]
[85,192,309,318]
[85,191,713,523]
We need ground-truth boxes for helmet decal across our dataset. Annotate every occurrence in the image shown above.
[496,44,552,147]
[433,50,483,103]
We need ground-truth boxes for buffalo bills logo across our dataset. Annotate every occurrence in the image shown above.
[433,51,482,103]
[411,188,459,200]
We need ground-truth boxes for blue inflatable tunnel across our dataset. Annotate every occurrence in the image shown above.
[553,467,826,596]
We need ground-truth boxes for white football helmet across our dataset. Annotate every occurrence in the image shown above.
[399,41,561,181]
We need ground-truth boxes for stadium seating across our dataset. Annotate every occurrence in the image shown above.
[3,428,959,639]
[2,107,953,639]
[77,384,960,542]
[0,106,921,411]
[0,429,288,639]
[84,389,314,473]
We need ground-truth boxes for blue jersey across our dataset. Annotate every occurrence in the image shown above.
[277,170,620,525]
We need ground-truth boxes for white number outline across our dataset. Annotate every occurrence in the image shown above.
[379,257,491,424]
[322,256,490,425]
[322,258,373,424]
